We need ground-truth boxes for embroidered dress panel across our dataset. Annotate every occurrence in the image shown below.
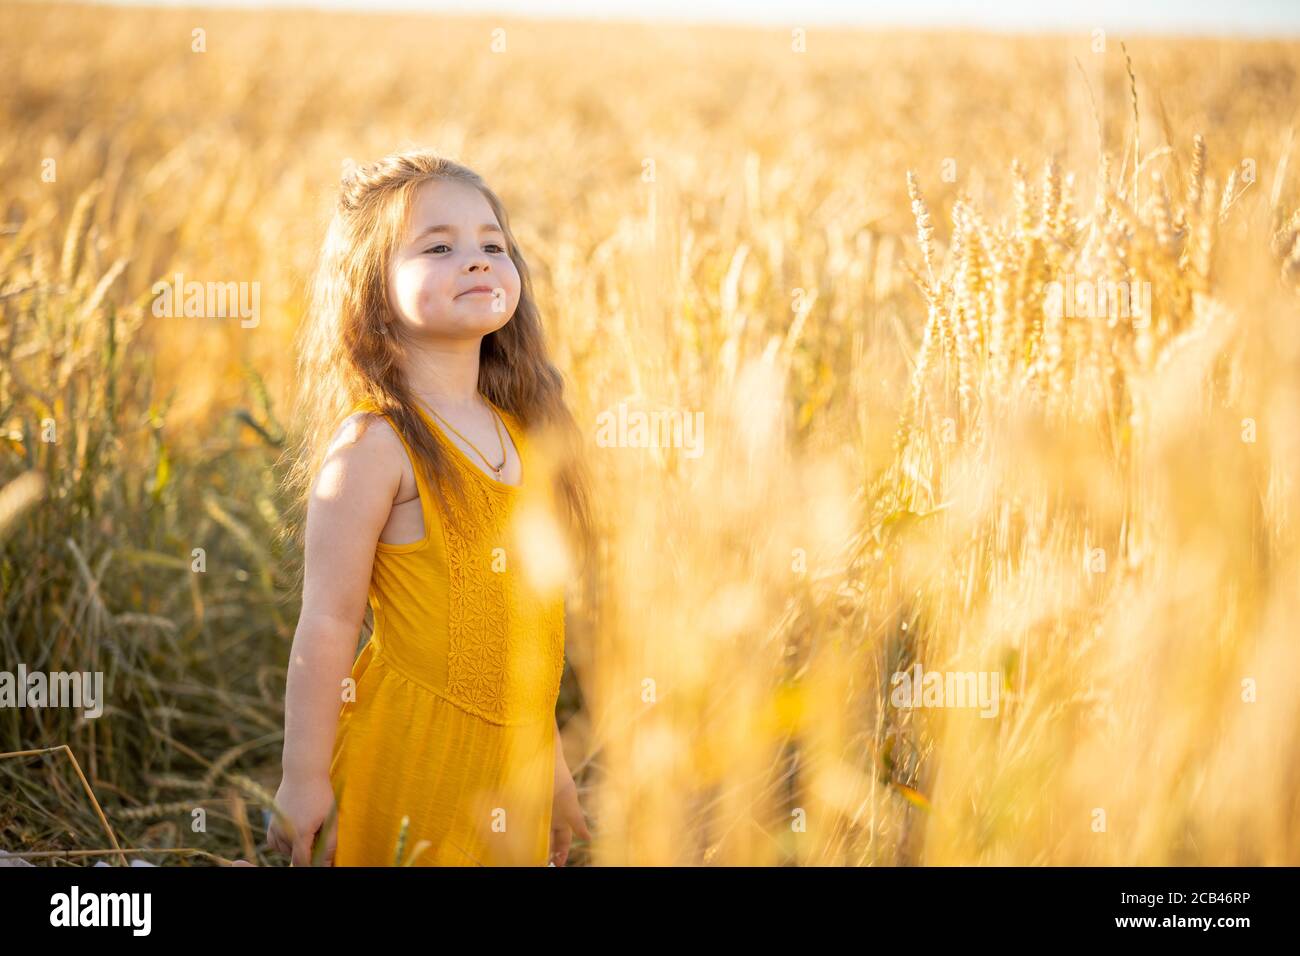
[328,396,566,866]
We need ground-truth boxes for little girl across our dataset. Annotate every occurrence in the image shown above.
[268,149,594,866]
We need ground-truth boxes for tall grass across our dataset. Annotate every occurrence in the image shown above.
[2,3,1298,864]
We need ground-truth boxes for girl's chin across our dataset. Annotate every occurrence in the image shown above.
[406,314,513,337]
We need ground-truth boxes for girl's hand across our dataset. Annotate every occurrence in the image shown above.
[267,774,338,866]
[549,762,591,866]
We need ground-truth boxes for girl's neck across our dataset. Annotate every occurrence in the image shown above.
[400,338,484,413]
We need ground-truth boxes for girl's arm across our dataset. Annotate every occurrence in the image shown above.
[553,718,565,777]
[270,413,407,863]
[553,716,577,789]
[550,715,591,865]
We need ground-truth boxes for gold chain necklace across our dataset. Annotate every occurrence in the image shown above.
[417,395,509,480]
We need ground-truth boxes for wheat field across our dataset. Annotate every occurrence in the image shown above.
[2,1,1299,866]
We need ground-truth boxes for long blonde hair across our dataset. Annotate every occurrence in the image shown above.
[279,148,594,595]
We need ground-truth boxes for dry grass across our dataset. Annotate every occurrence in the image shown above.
[2,2,1299,864]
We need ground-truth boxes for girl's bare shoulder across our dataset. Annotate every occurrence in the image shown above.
[327,408,402,454]
[317,410,409,498]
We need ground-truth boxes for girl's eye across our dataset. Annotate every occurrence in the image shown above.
[422,243,507,255]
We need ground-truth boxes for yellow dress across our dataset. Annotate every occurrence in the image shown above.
[328,396,566,866]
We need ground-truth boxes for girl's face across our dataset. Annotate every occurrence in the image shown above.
[386,179,521,339]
